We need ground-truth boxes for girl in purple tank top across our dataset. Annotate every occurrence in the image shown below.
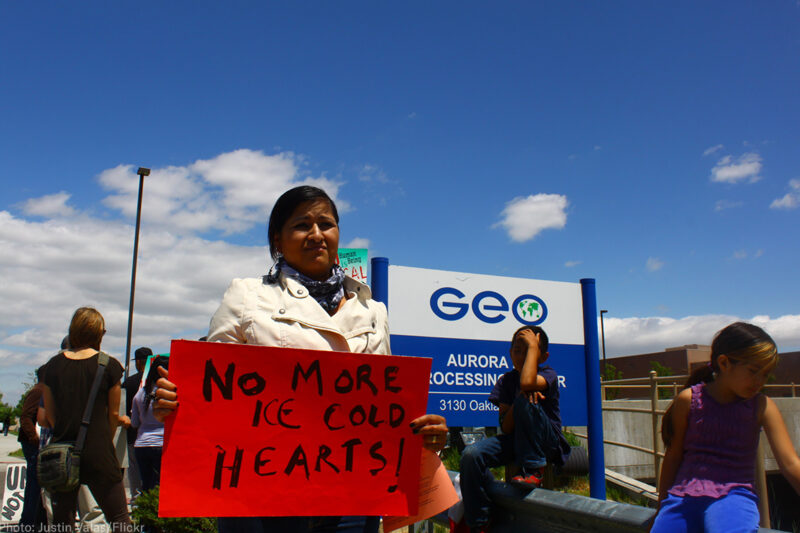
[651,322,800,533]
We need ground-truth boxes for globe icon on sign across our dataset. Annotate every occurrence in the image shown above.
[517,299,543,321]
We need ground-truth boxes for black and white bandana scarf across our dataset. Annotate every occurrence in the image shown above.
[267,258,346,314]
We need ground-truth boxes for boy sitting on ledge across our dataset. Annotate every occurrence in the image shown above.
[459,325,571,533]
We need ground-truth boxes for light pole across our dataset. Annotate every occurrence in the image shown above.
[124,167,150,377]
[600,309,608,375]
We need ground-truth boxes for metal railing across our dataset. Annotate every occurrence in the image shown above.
[571,370,773,527]
[410,373,798,532]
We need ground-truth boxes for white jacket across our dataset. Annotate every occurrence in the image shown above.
[207,274,391,355]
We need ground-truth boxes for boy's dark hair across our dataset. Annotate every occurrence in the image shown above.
[512,325,549,353]
[134,347,153,361]
[144,356,170,411]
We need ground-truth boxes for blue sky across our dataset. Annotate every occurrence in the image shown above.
[1,2,799,402]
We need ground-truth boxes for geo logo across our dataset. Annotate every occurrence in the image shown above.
[430,288,548,326]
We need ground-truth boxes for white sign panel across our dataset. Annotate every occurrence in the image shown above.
[1,463,25,524]
[388,265,587,426]
[389,265,583,344]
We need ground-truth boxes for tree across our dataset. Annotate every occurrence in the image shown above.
[650,361,674,399]
[601,363,623,400]
[14,370,38,418]
[0,391,14,427]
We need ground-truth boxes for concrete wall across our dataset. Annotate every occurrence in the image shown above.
[568,397,800,480]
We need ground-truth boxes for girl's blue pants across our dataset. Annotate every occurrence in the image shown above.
[651,487,759,533]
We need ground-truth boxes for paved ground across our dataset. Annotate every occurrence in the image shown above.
[0,433,25,486]
[0,433,25,528]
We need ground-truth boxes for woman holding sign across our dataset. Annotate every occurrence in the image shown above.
[155,185,448,533]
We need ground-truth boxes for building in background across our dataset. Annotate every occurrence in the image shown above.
[604,346,800,399]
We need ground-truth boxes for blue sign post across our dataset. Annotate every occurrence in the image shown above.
[371,259,606,499]
[580,278,606,500]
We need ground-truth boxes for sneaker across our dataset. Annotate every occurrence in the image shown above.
[448,517,471,533]
[511,468,543,488]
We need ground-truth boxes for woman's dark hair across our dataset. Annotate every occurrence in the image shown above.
[267,186,339,261]
[144,356,170,411]
[661,322,778,447]
[512,325,549,354]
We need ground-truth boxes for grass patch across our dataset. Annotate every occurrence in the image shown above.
[562,429,582,447]
[9,448,24,458]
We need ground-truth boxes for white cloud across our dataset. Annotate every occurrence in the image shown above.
[710,152,762,184]
[0,209,264,357]
[703,144,724,156]
[604,314,800,357]
[494,194,568,242]
[19,192,76,218]
[770,179,800,210]
[354,164,402,207]
[358,164,389,184]
[646,257,664,272]
[0,149,351,403]
[99,149,344,236]
[726,249,762,261]
[714,199,743,212]
[343,237,370,249]
[564,260,581,268]
[771,193,798,209]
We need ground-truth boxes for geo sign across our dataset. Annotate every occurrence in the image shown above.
[388,265,587,426]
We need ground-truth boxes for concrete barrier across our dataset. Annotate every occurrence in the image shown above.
[421,477,787,533]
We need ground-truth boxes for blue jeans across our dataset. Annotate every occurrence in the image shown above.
[651,488,759,533]
[217,516,380,533]
[20,441,43,527]
[459,396,559,528]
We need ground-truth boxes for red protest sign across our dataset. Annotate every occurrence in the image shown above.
[158,340,432,518]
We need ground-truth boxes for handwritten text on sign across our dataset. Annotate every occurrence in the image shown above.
[159,341,432,517]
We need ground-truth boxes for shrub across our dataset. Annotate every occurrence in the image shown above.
[131,486,217,533]
[650,361,674,399]
[601,363,623,400]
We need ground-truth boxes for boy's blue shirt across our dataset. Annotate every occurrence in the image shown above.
[489,366,571,464]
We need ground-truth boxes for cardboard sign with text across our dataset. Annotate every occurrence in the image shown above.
[336,248,369,285]
[1,464,25,523]
[159,340,432,517]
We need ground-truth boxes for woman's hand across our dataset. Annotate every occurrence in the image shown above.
[153,366,179,423]
[410,414,448,453]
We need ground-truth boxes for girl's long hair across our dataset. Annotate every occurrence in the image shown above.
[143,356,170,411]
[661,322,778,447]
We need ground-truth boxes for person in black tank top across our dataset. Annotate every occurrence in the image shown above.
[41,307,133,532]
